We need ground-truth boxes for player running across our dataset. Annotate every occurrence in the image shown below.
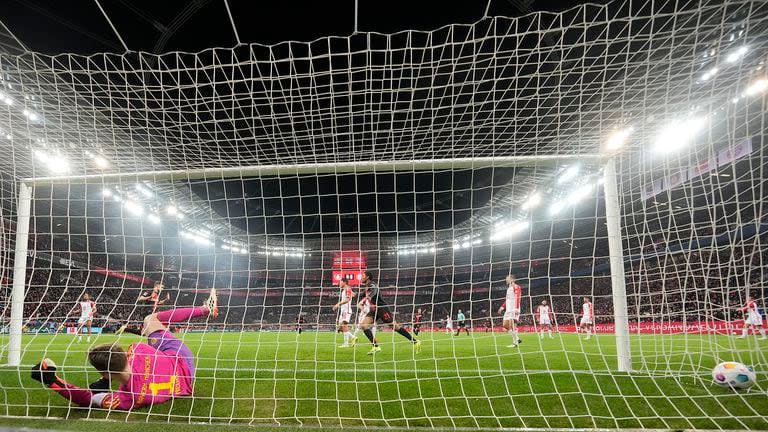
[358,271,421,354]
[413,308,424,336]
[75,293,96,343]
[536,299,555,339]
[332,277,357,348]
[580,297,594,340]
[455,310,469,335]
[737,296,766,340]
[445,315,454,334]
[497,274,523,347]
[31,289,219,411]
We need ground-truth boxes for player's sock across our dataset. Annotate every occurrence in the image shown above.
[396,327,415,342]
[507,329,516,344]
[759,328,766,338]
[363,328,378,346]
[342,332,349,345]
[548,330,553,338]
[741,328,748,338]
[156,307,208,324]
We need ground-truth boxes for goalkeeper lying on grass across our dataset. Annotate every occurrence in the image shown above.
[31,289,218,410]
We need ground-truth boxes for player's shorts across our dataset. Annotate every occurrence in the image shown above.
[457,320,466,328]
[337,311,352,325]
[580,316,593,325]
[77,316,91,325]
[745,315,764,326]
[539,317,551,325]
[357,311,368,325]
[368,307,394,324]
[147,330,196,375]
[503,309,520,322]
[445,324,453,330]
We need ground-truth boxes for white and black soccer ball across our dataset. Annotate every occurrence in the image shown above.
[712,361,757,389]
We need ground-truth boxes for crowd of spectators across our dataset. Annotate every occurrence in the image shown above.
[2,233,766,333]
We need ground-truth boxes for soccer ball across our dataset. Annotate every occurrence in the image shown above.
[712,361,757,389]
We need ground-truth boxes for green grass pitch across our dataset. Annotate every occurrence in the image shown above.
[1,331,767,431]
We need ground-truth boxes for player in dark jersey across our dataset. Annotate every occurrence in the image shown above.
[358,271,421,355]
[413,308,424,336]
[118,281,170,336]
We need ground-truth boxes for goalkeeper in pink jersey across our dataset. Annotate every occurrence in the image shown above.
[31,289,218,411]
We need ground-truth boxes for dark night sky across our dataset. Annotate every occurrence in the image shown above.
[3,0,592,55]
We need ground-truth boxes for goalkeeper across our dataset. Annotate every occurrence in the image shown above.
[31,289,218,410]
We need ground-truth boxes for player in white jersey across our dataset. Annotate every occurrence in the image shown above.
[579,297,594,340]
[353,296,374,340]
[536,299,555,339]
[738,296,766,340]
[497,274,523,347]
[332,278,357,348]
[75,293,96,343]
[445,315,454,333]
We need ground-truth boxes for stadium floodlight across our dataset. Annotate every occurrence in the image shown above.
[604,127,633,151]
[700,67,718,81]
[124,200,144,216]
[726,46,748,63]
[239,248,248,254]
[745,78,768,96]
[653,117,707,154]
[549,201,565,215]
[521,192,542,210]
[93,156,109,169]
[452,243,460,250]
[491,220,530,241]
[136,183,153,197]
[557,165,580,184]
[461,241,470,248]
[166,205,178,216]
[102,188,112,197]
[148,214,161,224]
[566,184,593,205]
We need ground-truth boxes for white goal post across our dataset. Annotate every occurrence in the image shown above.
[9,153,633,372]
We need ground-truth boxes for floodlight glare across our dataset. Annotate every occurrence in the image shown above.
[557,166,580,184]
[653,117,706,154]
[94,156,110,169]
[605,127,633,151]
[745,79,768,96]
[521,192,542,210]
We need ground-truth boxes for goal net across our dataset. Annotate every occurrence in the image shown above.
[1,0,768,429]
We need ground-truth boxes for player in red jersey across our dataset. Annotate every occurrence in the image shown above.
[31,289,219,411]
[74,293,97,343]
[737,296,766,340]
[535,299,555,339]
[579,297,594,340]
[497,275,523,347]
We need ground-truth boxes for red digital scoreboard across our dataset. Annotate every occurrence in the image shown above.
[331,251,366,286]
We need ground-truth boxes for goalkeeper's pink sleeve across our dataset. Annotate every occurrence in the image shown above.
[49,380,94,407]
